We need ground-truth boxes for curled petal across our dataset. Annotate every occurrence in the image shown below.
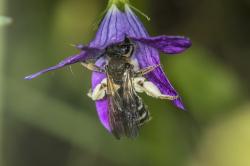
[91,58,111,131]
[130,36,192,54]
[24,46,101,80]
[24,54,85,80]
[124,5,185,110]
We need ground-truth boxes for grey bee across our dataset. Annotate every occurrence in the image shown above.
[81,38,178,139]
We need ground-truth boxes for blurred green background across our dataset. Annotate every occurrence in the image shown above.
[1,0,250,166]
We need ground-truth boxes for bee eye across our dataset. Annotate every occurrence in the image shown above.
[122,45,130,53]
[121,45,133,57]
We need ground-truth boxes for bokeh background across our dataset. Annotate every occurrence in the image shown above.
[1,0,250,166]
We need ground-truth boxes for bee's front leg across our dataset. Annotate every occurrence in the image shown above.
[87,78,107,100]
[133,77,178,100]
[135,64,161,76]
[81,62,105,73]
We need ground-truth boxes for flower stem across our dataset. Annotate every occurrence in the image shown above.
[108,0,129,9]
[0,0,8,164]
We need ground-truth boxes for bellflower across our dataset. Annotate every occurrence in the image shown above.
[25,0,191,131]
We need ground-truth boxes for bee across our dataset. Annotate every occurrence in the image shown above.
[82,38,178,139]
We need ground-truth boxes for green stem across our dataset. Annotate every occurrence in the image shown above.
[107,0,129,9]
[0,0,6,164]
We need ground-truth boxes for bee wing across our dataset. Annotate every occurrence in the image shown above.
[107,68,150,139]
[122,69,139,111]
[106,72,122,110]
[121,68,141,137]
[106,72,126,139]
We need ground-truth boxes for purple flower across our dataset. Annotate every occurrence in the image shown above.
[25,2,191,132]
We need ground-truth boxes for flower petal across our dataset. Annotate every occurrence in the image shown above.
[89,5,129,49]
[124,5,185,110]
[130,35,192,54]
[74,44,102,53]
[24,52,88,80]
[95,99,110,131]
[91,58,111,131]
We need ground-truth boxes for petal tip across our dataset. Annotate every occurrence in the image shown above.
[24,75,35,80]
[185,38,192,48]
[180,106,187,111]
[24,71,43,80]
[174,98,187,111]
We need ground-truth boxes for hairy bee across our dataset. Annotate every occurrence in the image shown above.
[104,38,151,139]
[83,38,177,139]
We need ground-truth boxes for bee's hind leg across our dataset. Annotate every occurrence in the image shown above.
[133,77,178,100]
[87,78,107,100]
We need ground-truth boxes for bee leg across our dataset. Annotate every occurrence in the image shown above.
[87,78,107,100]
[133,77,178,100]
[81,62,105,73]
[135,64,161,76]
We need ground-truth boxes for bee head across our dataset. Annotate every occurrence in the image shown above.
[106,38,134,58]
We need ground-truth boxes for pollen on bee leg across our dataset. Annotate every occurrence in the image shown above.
[87,78,107,100]
[133,77,178,100]
[133,77,146,93]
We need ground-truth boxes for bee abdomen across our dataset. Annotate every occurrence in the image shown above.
[137,97,151,126]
